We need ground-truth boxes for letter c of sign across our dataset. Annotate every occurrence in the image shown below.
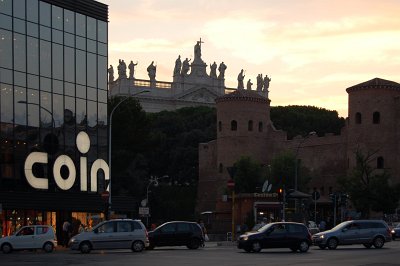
[24,152,48,189]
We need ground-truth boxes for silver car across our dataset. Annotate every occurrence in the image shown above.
[69,219,149,253]
[313,220,392,249]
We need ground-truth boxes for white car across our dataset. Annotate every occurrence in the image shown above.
[0,225,57,254]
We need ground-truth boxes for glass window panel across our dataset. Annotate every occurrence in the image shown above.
[40,77,51,92]
[0,0,12,15]
[40,92,52,127]
[27,89,39,127]
[40,26,51,41]
[76,14,86,37]
[13,0,25,19]
[64,96,75,126]
[0,29,12,68]
[98,103,107,126]
[87,17,96,40]
[27,74,39,89]
[26,0,38,23]
[27,22,39,37]
[13,33,26,72]
[52,79,63,95]
[87,87,96,101]
[97,55,107,90]
[76,50,86,85]
[64,46,75,82]
[14,86,27,126]
[76,36,85,50]
[53,93,63,128]
[52,43,63,80]
[98,42,107,56]
[87,100,96,127]
[87,39,96,53]
[0,14,12,30]
[64,9,74,34]
[14,71,26,87]
[65,82,75,97]
[1,83,13,123]
[97,20,107,43]
[39,1,51,27]
[39,40,51,77]
[13,18,25,34]
[87,53,96,88]
[0,67,13,84]
[64,32,74,47]
[52,29,63,44]
[76,98,86,126]
[76,84,85,99]
[98,89,107,103]
[52,6,63,30]
[27,37,39,74]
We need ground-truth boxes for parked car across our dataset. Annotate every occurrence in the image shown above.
[312,220,392,249]
[69,219,148,253]
[237,222,312,253]
[391,223,400,240]
[0,225,57,254]
[147,221,204,250]
[307,221,320,235]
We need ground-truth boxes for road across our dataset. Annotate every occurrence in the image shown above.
[1,241,400,266]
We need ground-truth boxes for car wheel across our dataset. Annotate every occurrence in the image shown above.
[187,238,200,249]
[43,242,54,253]
[251,241,261,253]
[298,241,310,253]
[363,243,372,249]
[131,241,145,252]
[318,245,326,249]
[373,236,384,249]
[79,241,92,254]
[1,243,12,254]
[327,238,338,250]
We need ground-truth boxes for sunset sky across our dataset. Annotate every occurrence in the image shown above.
[101,0,400,117]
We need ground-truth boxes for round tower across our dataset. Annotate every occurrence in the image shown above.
[346,78,400,180]
[215,90,271,183]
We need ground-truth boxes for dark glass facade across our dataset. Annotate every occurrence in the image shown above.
[0,0,108,237]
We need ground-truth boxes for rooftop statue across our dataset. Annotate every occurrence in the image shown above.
[263,75,271,90]
[128,60,138,79]
[256,74,263,91]
[181,58,191,76]
[194,40,202,61]
[218,62,227,79]
[117,59,127,79]
[247,79,253,90]
[237,69,245,89]
[210,61,217,78]
[173,55,182,76]
[147,61,156,81]
[108,65,114,83]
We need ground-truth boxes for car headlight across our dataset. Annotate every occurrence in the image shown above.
[391,230,395,234]
[69,238,77,243]
[319,235,325,239]
[242,236,248,241]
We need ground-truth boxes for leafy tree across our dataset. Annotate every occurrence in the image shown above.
[269,151,312,191]
[232,156,266,193]
[339,149,400,218]
[270,105,345,139]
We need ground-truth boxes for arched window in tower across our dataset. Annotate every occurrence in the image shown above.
[218,121,222,132]
[231,120,237,131]
[219,163,223,173]
[373,112,380,124]
[258,122,263,132]
[377,157,384,169]
[355,112,362,124]
[248,120,253,131]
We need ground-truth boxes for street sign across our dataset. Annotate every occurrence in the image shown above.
[312,191,320,201]
[139,207,149,216]
[227,179,235,189]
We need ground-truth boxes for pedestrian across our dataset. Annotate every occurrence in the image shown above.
[62,220,71,247]
[198,219,208,245]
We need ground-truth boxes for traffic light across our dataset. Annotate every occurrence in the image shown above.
[278,188,283,201]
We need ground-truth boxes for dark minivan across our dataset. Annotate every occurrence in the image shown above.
[237,222,312,253]
[148,221,204,250]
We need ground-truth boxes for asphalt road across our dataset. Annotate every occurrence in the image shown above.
[1,241,400,266]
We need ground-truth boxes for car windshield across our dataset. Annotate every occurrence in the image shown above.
[331,221,352,230]
[257,224,273,232]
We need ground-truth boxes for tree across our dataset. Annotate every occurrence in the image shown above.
[339,149,400,218]
[232,156,266,193]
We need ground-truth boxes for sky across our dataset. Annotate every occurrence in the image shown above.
[101,0,400,117]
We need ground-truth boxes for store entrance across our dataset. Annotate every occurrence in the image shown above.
[254,202,281,224]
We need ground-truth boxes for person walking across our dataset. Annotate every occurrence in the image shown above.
[62,220,71,247]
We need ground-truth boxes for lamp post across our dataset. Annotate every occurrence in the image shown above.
[17,101,55,128]
[145,175,169,227]
[108,90,149,219]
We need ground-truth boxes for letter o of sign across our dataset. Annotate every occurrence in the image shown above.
[53,155,76,190]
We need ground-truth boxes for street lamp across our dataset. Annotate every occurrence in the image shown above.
[145,175,169,227]
[108,90,149,218]
[294,131,316,191]
[17,101,55,128]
